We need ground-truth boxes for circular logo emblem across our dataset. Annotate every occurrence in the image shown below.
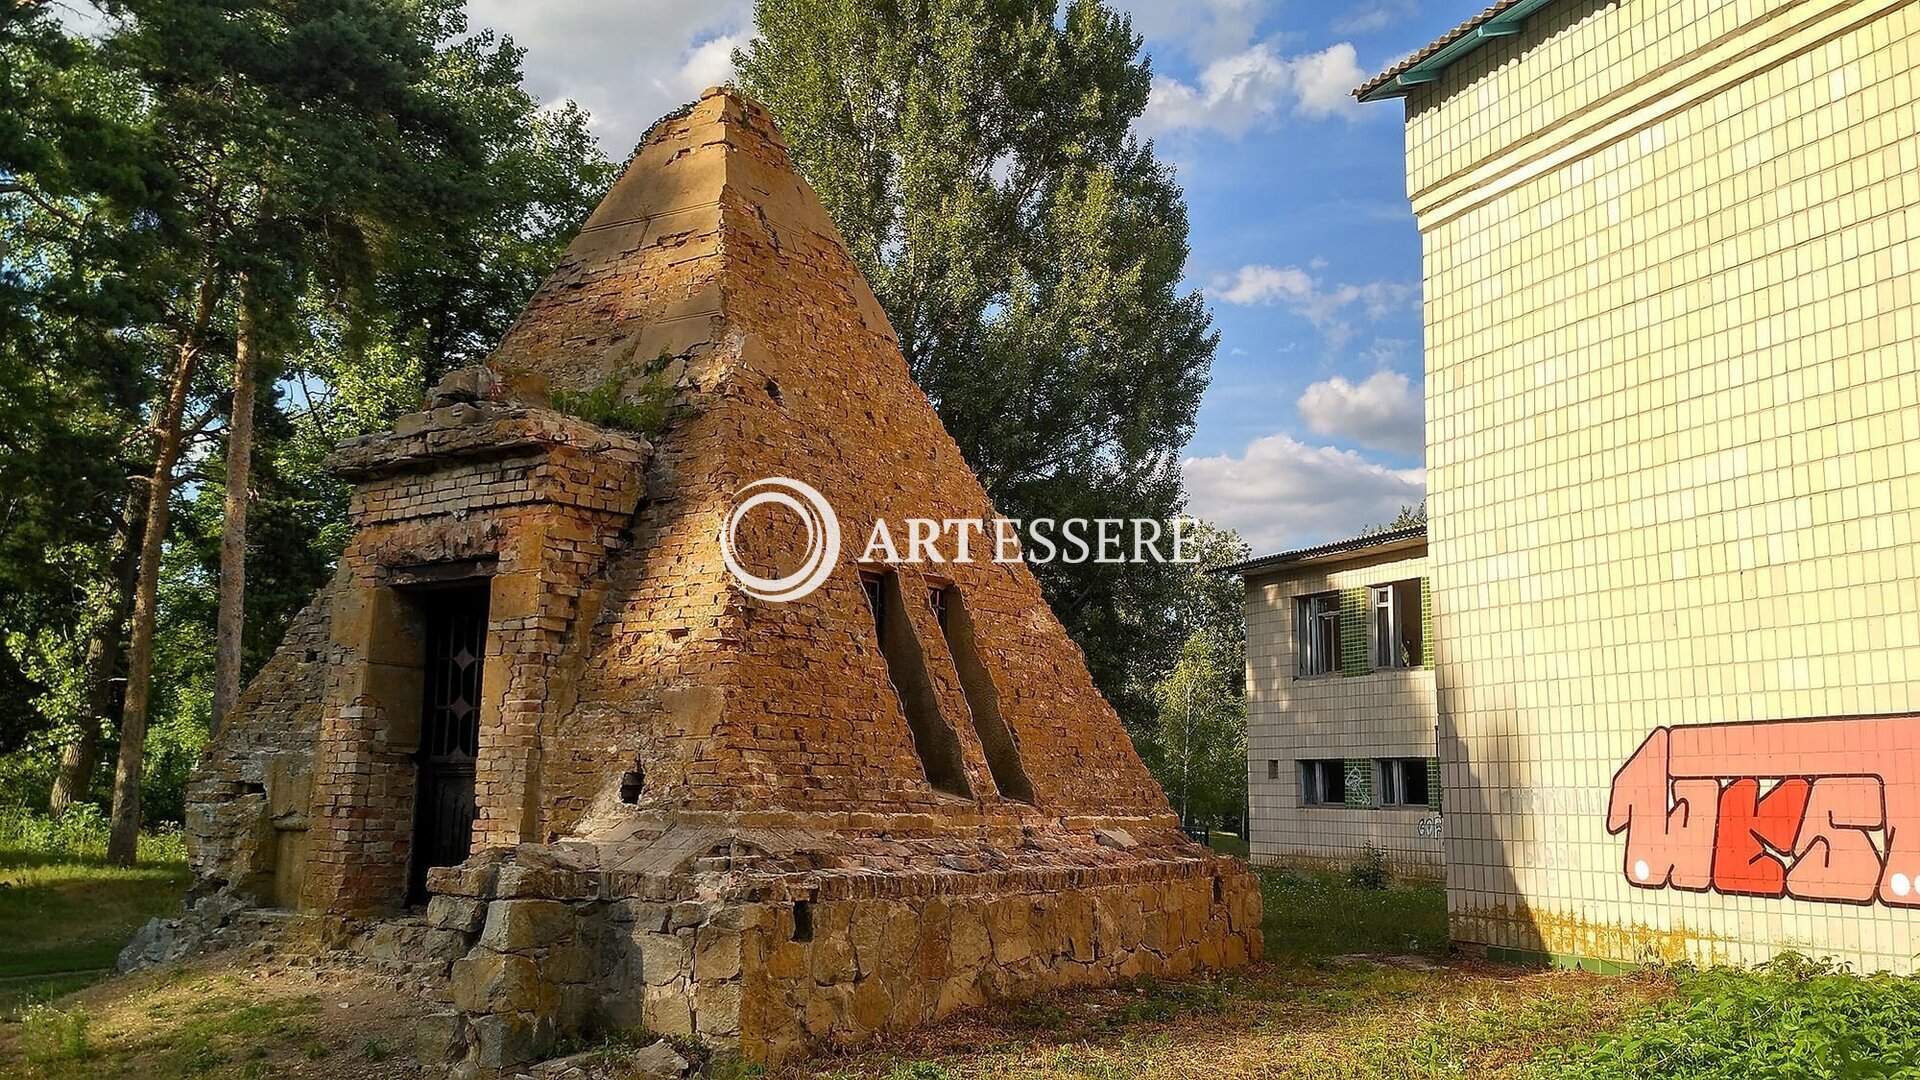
[719,477,841,602]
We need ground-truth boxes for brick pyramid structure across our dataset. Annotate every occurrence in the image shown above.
[186,87,1259,1073]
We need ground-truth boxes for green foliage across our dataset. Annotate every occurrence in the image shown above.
[19,1003,93,1064]
[1259,867,1448,958]
[550,364,674,436]
[1362,499,1428,536]
[0,10,153,758]
[1142,523,1250,827]
[737,0,1216,735]
[0,0,611,824]
[0,804,186,864]
[1535,954,1920,1079]
[1345,847,1391,891]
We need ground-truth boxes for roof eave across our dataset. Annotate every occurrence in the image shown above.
[1355,0,1560,103]
[1208,525,1428,577]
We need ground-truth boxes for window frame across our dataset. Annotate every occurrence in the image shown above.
[1295,592,1342,676]
[1376,758,1432,807]
[1370,579,1423,669]
[1298,759,1346,806]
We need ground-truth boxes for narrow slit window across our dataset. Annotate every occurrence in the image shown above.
[862,574,885,632]
[866,571,971,798]
[934,586,1034,804]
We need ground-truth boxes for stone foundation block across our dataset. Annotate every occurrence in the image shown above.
[478,899,575,951]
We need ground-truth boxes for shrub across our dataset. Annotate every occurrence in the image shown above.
[20,1004,93,1063]
[0,804,185,863]
[0,802,111,856]
[551,363,674,436]
[1346,846,1391,891]
[1534,953,1920,1078]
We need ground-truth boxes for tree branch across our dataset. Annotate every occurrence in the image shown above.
[0,179,82,227]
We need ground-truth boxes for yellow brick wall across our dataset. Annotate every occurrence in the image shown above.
[1406,0,1920,968]
[1245,547,1441,875]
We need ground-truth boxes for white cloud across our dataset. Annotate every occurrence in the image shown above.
[465,0,752,158]
[1184,433,1426,552]
[1142,41,1365,135]
[1209,263,1418,349]
[1216,264,1315,305]
[1332,1,1421,35]
[1290,42,1369,118]
[1112,0,1269,65]
[1297,369,1424,457]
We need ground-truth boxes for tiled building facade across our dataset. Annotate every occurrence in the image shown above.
[1233,527,1443,877]
[1364,0,1920,970]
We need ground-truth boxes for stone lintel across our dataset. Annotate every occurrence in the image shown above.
[325,403,649,484]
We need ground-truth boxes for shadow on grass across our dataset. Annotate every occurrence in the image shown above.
[0,843,190,1015]
[1259,866,1450,959]
[787,869,1670,1079]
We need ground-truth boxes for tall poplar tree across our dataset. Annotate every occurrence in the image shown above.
[736,0,1216,731]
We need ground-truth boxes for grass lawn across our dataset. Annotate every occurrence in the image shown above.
[1205,832,1251,859]
[5,965,427,1079]
[9,823,1920,1078]
[0,839,191,1018]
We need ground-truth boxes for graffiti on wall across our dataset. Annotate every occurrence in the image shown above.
[1608,717,1920,906]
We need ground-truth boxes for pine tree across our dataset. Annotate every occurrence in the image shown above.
[736,0,1216,733]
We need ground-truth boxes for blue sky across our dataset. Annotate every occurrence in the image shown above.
[469,0,1474,553]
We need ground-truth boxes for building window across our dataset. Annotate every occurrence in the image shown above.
[1370,579,1423,669]
[1266,759,1280,780]
[1296,592,1341,675]
[1377,758,1432,807]
[1299,759,1346,805]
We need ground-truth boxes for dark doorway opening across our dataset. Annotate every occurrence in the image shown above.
[408,582,489,904]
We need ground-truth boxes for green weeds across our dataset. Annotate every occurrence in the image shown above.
[1536,953,1920,1078]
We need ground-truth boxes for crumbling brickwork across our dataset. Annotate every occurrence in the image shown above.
[186,600,329,906]
[188,86,1259,1074]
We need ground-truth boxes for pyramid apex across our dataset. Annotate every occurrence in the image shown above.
[488,84,886,387]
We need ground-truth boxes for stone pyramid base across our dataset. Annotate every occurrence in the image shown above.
[409,819,1261,1074]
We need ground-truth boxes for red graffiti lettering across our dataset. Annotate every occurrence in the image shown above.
[1712,778,1809,895]
[1787,777,1884,903]
[1607,716,1920,907]
[1606,729,1717,891]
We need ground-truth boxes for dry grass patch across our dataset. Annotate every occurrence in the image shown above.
[784,958,1672,1079]
[0,958,431,1079]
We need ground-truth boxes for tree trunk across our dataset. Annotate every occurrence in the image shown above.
[108,270,217,866]
[212,273,256,734]
[49,492,145,815]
